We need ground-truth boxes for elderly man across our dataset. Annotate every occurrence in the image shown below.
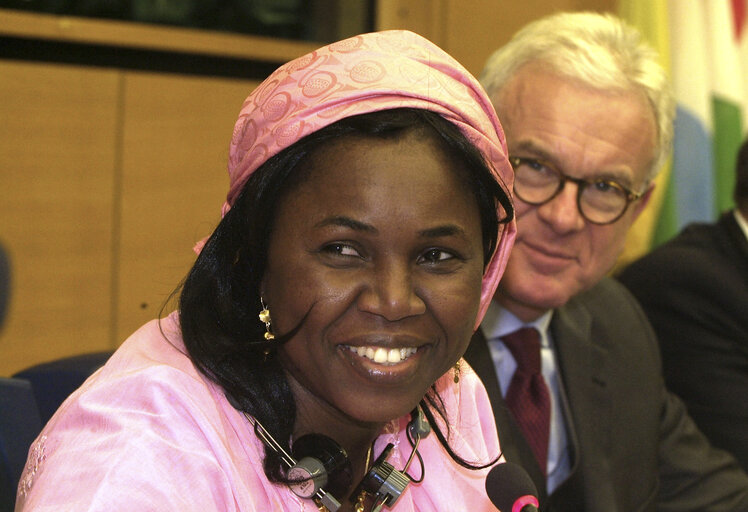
[464,11,748,511]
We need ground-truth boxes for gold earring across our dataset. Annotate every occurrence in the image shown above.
[259,298,275,341]
[453,359,461,384]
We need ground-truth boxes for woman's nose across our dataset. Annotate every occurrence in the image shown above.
[357,263,426,321]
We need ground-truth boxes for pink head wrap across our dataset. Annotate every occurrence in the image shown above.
[218,30,515,328]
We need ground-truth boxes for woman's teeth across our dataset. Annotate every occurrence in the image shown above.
[346,345,417,364]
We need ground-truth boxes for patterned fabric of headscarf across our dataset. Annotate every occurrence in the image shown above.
[220,29,515,327]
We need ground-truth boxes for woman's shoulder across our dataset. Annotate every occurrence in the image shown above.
[49,312,230,435]
[16,314,274,511]
[102,312,196,377]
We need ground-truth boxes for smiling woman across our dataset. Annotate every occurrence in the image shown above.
[15,30,516,512]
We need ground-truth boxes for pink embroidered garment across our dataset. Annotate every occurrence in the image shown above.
[16,29,516,511]
[17,314,503,511]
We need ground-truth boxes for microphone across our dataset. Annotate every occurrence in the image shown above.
[485,462,540,512]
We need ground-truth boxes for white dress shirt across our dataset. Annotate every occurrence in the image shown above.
[734,208,748,241]
[481,300,572,493]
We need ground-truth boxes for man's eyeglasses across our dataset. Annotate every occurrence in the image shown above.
[508,156,646,225]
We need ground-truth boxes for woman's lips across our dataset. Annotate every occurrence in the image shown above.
[343,345,418,364]
[337,342,428,384]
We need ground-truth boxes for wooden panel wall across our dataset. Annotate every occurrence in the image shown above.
[0,62,259,376]
[0,61,119,374]
[116,73,258,341]
[377,0,617,76]
[443,0,617,76]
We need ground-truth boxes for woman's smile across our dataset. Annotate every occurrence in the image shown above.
[340,343,426,384]
[343,345,419,365]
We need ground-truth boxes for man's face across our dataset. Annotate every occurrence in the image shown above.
[492,64,657,321]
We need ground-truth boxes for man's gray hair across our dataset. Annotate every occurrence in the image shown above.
[480,11,675,182]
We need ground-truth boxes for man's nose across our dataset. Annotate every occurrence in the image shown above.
[536,182,586,234]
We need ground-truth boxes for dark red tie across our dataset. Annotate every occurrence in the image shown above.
[501,327,551,475]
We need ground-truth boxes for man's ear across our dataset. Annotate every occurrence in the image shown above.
[631,182,656,221]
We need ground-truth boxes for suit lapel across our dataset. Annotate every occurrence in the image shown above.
[720,212,748,281]
[550,296,615,505]
[465,330,549,500]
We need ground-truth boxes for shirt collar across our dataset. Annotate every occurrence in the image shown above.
[734,209,748,242]
[482,300,554,347]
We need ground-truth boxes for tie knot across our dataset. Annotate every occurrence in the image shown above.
[501,327,542,374]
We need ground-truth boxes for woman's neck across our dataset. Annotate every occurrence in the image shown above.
[288,378,385,508]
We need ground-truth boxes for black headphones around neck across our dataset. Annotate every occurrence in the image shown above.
[247,405,431,512]
[288,432,352,501]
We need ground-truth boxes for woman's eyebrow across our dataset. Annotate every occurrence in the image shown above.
[419,225,467,238]
[314,215,377,233]
[313,218,467,239]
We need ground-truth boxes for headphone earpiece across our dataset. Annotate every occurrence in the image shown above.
[289,433,353,499]
[408,406,431,439]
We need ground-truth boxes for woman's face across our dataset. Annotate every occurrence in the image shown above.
[262,129,485,426]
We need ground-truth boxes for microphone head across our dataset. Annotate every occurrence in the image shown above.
[485,462,539,511]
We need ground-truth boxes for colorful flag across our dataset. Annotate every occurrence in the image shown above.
[616,0,673,269]
[617,0,745,266]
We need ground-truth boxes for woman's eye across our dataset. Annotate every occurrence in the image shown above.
[420,248,454,264]
[321,243,361,257]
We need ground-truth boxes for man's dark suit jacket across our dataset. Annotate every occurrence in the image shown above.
[619,211,748,472]
[465,277,748,512]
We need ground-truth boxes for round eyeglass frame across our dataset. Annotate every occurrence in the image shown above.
[508,156,646,225]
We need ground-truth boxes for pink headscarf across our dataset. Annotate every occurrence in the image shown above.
[218,30,515,328]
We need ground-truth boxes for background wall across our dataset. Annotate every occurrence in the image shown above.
[0,0,614,376]
[378,0,615,76]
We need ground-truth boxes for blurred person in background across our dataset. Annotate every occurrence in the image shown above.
[620,136,748,472]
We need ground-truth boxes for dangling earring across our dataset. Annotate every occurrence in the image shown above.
[259,298,275,341]
[453,359,461,384]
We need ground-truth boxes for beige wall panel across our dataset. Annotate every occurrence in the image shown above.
[442,0,616,77]
[116,72,259,342]
[378,0,615,78]
[0,60,119,375]
[376,0,447,44]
